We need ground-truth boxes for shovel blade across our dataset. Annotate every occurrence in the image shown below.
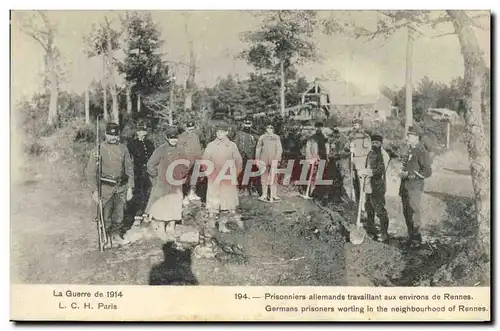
[350,228,366,245]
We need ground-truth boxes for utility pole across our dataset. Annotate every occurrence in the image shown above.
[405,26,415,133]
[280,59,285,117]
[169,68,175,126]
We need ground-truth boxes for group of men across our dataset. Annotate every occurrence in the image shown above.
[86,116,432,250]
[305,118,432,247]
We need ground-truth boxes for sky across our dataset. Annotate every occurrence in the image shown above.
[10,10,490,103]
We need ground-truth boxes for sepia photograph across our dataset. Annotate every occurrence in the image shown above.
[9,8,491,321]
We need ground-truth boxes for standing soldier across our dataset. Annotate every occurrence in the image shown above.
[304,122,330,197]
[348,118,372,206]
[145,127,189,238]
[178,121,203,204]
[127,121,155,225]
[255,123,283,202]
[86,123,134,248]
[399,126,432,248]
[360,134,391,242]
[203,122,243,233]
[234,119,257,196]
[328,128,352,202]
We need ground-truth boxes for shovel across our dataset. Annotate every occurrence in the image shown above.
[350,175,367,245]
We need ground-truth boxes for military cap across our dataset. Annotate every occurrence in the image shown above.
[186,121,195,128]
[137,121,148,131]
[352,118,362,125]
[217,122,231,131]
[314,121,324,128]
[165,126,179,139]
[407,126,422,136]
[106,123,120,136]
[333,128,340,135]
[243,119,252,127]
[371,134,383,142]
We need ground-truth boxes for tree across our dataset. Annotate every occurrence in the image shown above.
[447,10,490,263]
[240,10,317,116]
[183,12,198,112]
[19,10,61,127]
[119,12,169,114]
[324,10,491,273]
[84,16,122,124]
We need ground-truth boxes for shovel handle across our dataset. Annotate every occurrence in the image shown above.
[356,175,366,228]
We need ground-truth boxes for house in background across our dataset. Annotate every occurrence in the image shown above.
[288,78,393,126]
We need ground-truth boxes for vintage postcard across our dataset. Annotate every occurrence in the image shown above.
[10,9,491,322]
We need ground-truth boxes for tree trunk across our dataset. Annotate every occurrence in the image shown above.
[280,59,285,117]
[169,81,175,126]
[137,93,141,113]
[85,89,90,124]
[46,50,58,127]
[447,10,490,262]
[405,26,414,133]
[105,17,119,125]
[126,85,132,114]
[184,17,196,112]
[103,85,109,122]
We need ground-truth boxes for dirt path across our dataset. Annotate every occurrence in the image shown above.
[11,150,476,286]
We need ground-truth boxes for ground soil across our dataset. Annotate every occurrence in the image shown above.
[10,147,488,287]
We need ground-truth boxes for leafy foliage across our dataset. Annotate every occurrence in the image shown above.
[119,12,170,96]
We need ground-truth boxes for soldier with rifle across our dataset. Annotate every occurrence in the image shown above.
[86,122,134,249]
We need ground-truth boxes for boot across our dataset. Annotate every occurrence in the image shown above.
[378,232,389,243]
[231,211,245,230]
[111,232,129,247]
[218,214,231,233]
[188,189,201,201]
[133,215,143,227]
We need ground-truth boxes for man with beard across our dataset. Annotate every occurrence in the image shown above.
[127,121,155,225]
[360,134,391,242]
[145,127,189,238]
[399,126,432,248]
[234,119,257,196]
[202,122,243,233]
[255,123,283,202]
[86,123,134,248]
[178,121,203,205]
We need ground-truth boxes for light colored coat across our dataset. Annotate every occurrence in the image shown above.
[255,133,283,165]
[203,136,243,212]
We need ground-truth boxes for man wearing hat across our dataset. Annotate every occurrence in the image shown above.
[399,126,432,248]
[86,122,134,247]
[234,119,257,196]
[359,133,391,242]
[178,121,203,204]
[255,123,283,202]
[127,120,155,224]
[202,122,243,233]
[145,126,189,238]
[348,118,372,205]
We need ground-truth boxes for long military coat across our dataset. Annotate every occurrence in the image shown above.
[203,136,243,212]
[145,142,189,221]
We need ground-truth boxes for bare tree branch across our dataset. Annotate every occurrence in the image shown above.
[430,32,458,39]
[20,27,48,51]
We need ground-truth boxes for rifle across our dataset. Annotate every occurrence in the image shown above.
[95,115,108,252]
